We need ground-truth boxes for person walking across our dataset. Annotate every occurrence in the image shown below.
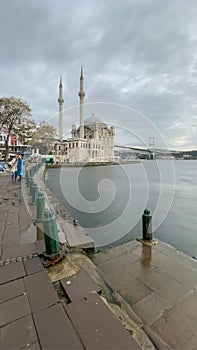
[10,156,18,181]
[15,153,24,181]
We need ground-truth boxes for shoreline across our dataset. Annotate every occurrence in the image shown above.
[46,159,140,168]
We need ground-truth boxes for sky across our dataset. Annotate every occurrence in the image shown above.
[0,0,197,150]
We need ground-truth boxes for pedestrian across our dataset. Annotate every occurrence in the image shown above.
[15,153,24,181]
[10,156,18,181]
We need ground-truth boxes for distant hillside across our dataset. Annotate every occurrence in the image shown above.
[171,150,197,159]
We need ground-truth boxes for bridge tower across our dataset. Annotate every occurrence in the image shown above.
[149,137,155,160]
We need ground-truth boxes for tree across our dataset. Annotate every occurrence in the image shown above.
[31,122,56,154]
[0,97,34,161]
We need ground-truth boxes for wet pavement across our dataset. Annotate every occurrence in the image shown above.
[92,240,197,349]
[0,174,140,349]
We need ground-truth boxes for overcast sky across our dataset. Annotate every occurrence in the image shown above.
[0,0,197,150]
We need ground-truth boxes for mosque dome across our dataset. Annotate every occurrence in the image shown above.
[84,113,102,124]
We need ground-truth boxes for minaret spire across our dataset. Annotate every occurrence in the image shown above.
[80,66,83,78]
[58,75,64,142]
[78,66,85,139]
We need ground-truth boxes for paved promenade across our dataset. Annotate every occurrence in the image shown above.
[0,174,140,349]
[92,240,197,349]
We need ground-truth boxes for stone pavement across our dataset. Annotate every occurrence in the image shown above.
[0,174,140,349]
[92,240,197,349]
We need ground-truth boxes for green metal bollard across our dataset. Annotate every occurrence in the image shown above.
[32,183,38,205]
[30,179,35,196]
[36,191,45,221]
[142,209,152,241]
[43,210,60,255]
[25,170,29,180]
[28,177,33,194]
[26,175,31,188]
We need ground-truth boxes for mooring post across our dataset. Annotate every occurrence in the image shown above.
[29,179,35,196]
[32,183,38,205]
[142,209,152,241]
[43,210,60,255]
[36,191,45,222]
[26,174,31,188]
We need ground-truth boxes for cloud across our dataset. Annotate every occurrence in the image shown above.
[0,0,197,149]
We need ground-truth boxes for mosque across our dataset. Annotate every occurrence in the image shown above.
[57,68,115,164]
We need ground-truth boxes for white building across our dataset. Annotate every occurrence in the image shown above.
[0,129,31,157]
[58,68,115,164]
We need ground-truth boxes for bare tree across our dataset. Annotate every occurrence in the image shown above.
[0,97,34,161]
[31,122,56,154]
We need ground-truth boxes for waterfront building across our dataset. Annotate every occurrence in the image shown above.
[0,128,31,158]
[57,68,115,164]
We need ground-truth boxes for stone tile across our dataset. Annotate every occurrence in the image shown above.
[174,253,197,271]
[155,241,178,258]
[3,227,19,241]
[0,261,25,285]
[6,216,19,225]
[35,239,45,254]
[0,278,25,304]
[66,293,139,349]
[108,270,152,305]
[20,242,37,255]
[151,251,197,288]
[179,288,197,323]
[23,257,44,275]
[132,293,171,326]
[151,307,194,349]
[61,269,101,302]
[27,341,41,350]
[97,259,119,274]
[125,260,155,279]
[137,267,188,305]
[114,252,140,266]
[182,326,197,350]
[1,246,22,259]
[91,252,109,265]
[98,250,140,267]
[2,239,19,249]
[0,227,5,242]
[2,243,37,259]
[0,315,37,350]
[0,294,30,327]
[24,271,59,313]
[33,304,83,349]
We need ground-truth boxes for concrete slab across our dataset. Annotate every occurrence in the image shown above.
[26,341,41,350]
[136,267,188,305]
[35,239,45,255]
[23,257,44,275]
[33,303,83,349]
[1,242,37,259]
[151,307,194,349]
[0,278,25,304]
[59,220,94,249]
[0,261,25,285]
[0,294,31,327]
[108,270,152,305]
[61,269,101,302]
[182,327,197,350]
[24,271,59,313]
[0,315,38,350]
[132,293,171,325]
[66,292,140,349]
[93,240,197,349]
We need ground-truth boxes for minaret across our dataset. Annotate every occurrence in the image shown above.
[58,75,64,142]
[78,66,85,139]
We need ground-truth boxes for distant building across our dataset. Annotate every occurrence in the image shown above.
[56,68,115,164]
[0,128,31,157]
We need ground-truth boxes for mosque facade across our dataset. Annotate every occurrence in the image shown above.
[58,68,115,164]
